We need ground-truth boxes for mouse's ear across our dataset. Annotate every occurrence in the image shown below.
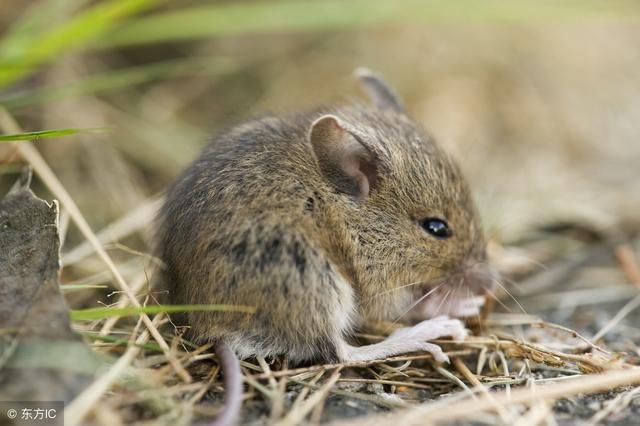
[309,114,379,200]
[355,68,404,113]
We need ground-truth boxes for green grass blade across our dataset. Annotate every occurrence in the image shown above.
[60,284,110,293]
[0,0,163,88]
[99,0,640,48]
[0,57,238,110]
[0,0,90,59]
[71,304,256,321]
[0,127,107,142]
[98,0,395,47]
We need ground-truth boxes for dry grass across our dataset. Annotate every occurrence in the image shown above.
[1,3,640,424]
[3,109,640,423]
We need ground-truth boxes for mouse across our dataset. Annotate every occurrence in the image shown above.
[156,68,496,425]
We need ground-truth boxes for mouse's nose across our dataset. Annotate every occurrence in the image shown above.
[463,260,499,294]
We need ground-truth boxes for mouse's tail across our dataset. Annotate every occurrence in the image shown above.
[209,341,243,426]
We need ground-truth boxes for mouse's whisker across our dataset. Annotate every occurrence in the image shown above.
[500,252,548,270]
[432,288,452,318]
[364,279,427,301]
[370,258,452,273]
[365,270,458,303]
[384,282,446,332]
[484,287,512,312]
[473,254,547,273]
[465,259,524,291]
[495,274,525,292]
[491,277,527,314]
[446,279,460,311]
[451,277,465,313]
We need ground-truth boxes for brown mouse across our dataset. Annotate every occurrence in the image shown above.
[156,69,496,425]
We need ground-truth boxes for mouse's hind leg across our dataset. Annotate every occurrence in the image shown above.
[336,316,467,363]
[203,233,359,364]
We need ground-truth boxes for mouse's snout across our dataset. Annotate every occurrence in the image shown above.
[409,259,498,320]
[462,260,499,295]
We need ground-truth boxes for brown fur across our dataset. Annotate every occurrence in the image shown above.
[156,86,492,363]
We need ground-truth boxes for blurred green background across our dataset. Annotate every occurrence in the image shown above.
[1,0,640,284]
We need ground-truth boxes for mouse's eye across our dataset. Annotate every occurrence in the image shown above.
[419,218,452,239]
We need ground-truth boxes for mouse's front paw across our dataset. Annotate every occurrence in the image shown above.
[411,294,486,320]
[390,316,468,342]
[424,316,468,341]
[450,295,486,318]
